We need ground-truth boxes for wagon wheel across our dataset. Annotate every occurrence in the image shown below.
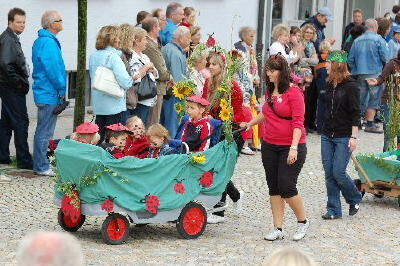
[353,179,365,198]
[176,202,207,239]
[101,213,130,245]
[57,209,86,232]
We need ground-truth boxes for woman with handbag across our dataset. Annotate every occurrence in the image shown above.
[119,24,138,123]
[241,54,309,241]
[89,25,133,142]
[129,27,158,124]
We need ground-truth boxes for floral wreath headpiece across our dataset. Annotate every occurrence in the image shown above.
[205,33,226,63]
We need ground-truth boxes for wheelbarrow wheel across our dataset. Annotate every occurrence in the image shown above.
[176,202,207,239]
[101,213,130,245]
[353,179,365,198]
[57,209,85,232]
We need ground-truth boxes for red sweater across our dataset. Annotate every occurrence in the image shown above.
[181,117,211,152]
[124,135,150,159]
[262,85,306,145]
[202,80,245,123]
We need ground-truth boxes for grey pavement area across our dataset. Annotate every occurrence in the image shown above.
[1,115,399,265]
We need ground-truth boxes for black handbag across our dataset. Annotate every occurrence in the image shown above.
[135,73,157,101]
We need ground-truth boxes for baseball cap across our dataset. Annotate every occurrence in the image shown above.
[393,25,400,33]
[318,7,333,21]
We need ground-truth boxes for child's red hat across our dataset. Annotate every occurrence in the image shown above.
[105,123,130,132]
[186,95,210,106]
[75,122,99,134]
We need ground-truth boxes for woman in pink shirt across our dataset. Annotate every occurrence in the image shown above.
[241,54,309,241]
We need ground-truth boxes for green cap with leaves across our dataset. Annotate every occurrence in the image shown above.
[327,50,348,63]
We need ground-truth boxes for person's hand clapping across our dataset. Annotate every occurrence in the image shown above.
[366,78,378,86]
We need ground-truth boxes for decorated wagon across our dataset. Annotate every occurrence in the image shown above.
[53,136,240,244]
[353,151,400,207]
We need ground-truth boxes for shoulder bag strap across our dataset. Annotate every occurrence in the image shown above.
[267,97,292,121]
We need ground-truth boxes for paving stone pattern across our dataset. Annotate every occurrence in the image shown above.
[1,117,399,265]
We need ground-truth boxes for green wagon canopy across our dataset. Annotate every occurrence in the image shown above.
[54,139,238,212]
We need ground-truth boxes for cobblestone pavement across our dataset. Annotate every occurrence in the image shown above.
[1,117,399,265]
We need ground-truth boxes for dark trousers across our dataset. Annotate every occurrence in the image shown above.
[261,142,307,198]
[214,133,244,217]
[0,92,32,168]
[95,112,124,143]
[305,81,318,130]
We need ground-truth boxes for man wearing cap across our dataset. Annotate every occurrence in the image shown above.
[301,6,335,54]
[348,18,389,134]
[388,26,400,59]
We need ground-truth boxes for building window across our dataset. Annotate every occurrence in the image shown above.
[298,0,313,20]
[272,0,283,28]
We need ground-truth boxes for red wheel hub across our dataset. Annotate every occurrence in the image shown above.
[63,213,82,228]
[182,207,205,235]
[107,218,127,240]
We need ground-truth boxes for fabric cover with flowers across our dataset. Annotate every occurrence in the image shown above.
[54,139,237,213]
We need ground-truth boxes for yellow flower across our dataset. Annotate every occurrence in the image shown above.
[173,84,186,100]
[218,87,229,93]
[219,98,228,109]
[219,107,231,121]
[191,154,207,164]
[183,85,193,96]
[175,102,183,114]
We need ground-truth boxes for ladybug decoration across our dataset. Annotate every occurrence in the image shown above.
[199,171,214,188]
[174,180,186,195]
[61,189,81,223]
[145,194,160,214]
[101,199,114,213]
[206,33,216,47]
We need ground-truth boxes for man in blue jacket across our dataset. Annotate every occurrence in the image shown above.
[32,10,66,176]
[348,18,389,134]
[162,26,190,137]
[160,2,184,46]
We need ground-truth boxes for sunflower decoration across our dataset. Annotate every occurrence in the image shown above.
[218,87,229,93]
[173,81,196,100]
[219,98,228,109]
[219,107,231,121]
[191,154,207,164]
[174,102,184,114]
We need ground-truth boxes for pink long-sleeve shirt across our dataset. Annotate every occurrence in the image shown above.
[262,85,306,146]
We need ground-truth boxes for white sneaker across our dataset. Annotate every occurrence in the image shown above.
[241,147,255,155]
[207,214,225,224]
[0,174,11,183]
[293,219,310,241]
[264,228,284,241]
[233,191,243,214]
[35,169,55,177]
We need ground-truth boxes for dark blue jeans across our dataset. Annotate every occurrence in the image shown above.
[0,92,32,168]
[382,104,400,152]
[33,104,58,172]
[160,96,179,138]
[321,135,362,217]
[316,95,326,133]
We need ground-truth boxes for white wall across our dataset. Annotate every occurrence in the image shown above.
[1,0,260,117]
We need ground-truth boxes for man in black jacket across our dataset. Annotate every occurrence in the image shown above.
[341,8,364,48]
[0,8,32,169]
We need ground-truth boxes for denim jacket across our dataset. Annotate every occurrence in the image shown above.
[348,31,389,75]
[388,38,400,59]
[162,42,187,82]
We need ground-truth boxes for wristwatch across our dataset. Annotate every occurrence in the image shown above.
[290,145,298,150]
[350,136,358,140]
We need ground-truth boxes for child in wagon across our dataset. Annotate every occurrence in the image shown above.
[124,116,151,158]
[146,124,175,158]
[71,122,100,145]
[99,123,130,159]
[181,95,212,152]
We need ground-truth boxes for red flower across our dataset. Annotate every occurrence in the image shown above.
[145,195,160,214]
[199,171,214,188]
[61,190,81,223]
[174,182,186,194]
[101,199,114,213]
[206,36,216,47]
